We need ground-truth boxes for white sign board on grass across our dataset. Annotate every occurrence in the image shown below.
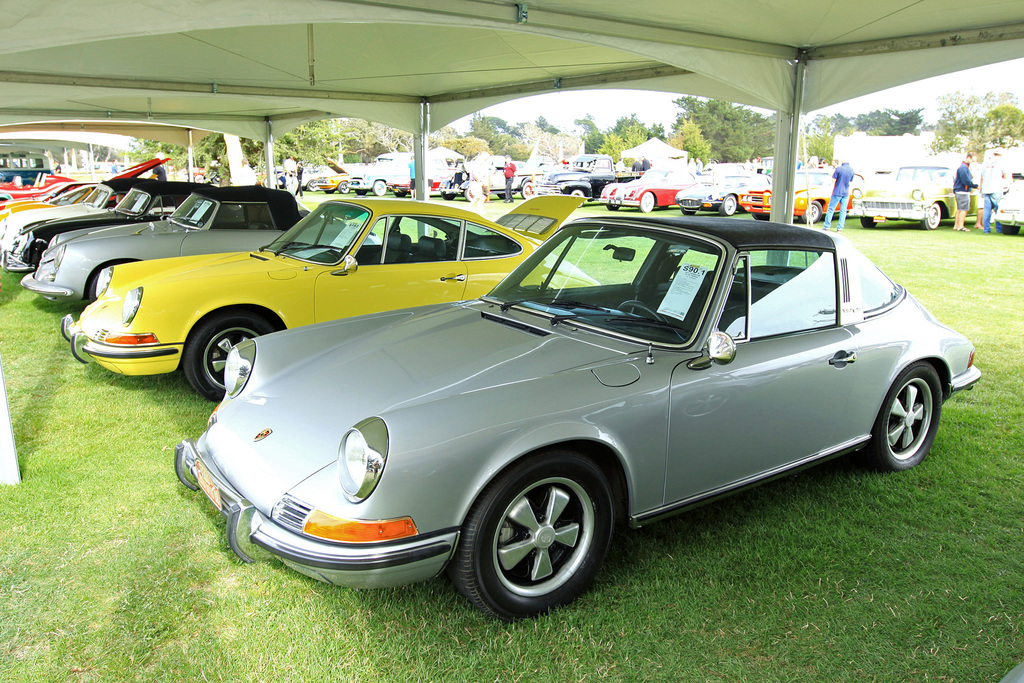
[0,353,20,485]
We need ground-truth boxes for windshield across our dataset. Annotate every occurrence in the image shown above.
[86,185,114,208]
[265,202,371,264]
[487,223,723,346]
[51,186,93,206]
[114,188,152,215]
[894,167,949,184]
[170,194,218,229]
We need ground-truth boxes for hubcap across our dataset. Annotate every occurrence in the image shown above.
[203,326,258,390]
[886,378,933,460]
[492,478,594,597]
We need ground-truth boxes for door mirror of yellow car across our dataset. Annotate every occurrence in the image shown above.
[331,254,359,276]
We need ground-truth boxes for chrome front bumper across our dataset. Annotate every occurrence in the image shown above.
[848,202,927,220]
[61,314,179,365]
[22,273,74,299]
[1,249,34,273]
[174,438,457,588]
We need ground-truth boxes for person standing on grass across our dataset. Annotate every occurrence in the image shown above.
[822,159,854,232]
[980,149,1008,234]
[953,151,978,232]
[502,156,516,203]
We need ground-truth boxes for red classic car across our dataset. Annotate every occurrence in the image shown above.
[740,170,863,223]
[598,169,700,212]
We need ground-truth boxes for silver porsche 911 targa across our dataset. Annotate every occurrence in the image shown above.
[175,215,980,620]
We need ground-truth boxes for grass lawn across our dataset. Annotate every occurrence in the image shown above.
[1,199,1023,682]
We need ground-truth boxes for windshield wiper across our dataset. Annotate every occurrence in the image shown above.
[602,316,688,337]
[270,241,310,255]
[499,297,609,313]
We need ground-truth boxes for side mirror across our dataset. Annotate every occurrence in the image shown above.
[687,331,737,370]
[331,254,358,276]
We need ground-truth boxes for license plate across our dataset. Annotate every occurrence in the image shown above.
[196,459,222,510]
[873,216,886,223]
[609,197,621,205]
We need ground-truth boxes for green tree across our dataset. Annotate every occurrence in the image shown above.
[600,123,648,162]
[668,119,711,163]
[931,92,1021,154]
[805,115,835,163]
[672,97,774,162]
[851,108,923,136]
[574,115,605,153]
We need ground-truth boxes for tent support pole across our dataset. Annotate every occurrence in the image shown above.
[186,128,195,182]
[264,118,275,189]
[771,54,806,224]
[413,100,429,200]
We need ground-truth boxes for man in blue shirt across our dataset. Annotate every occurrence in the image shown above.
[822,160,855,232]
[953,151,977,231]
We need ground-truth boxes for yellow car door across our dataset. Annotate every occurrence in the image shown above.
[313,213,468,322]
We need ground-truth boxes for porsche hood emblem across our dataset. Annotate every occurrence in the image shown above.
[254,429,273,442]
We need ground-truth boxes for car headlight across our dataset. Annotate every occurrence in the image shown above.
[51,244,66,271]
[223,339,256,399]
[337,417,389,502]
[912,189,924,201]
[94,266,114,297]
[852,188,862,199]
[121,287,143,325]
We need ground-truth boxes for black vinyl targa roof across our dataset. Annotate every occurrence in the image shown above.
[580,215,837,252]
[190,185,305,230]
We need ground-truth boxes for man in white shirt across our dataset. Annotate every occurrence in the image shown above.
[980,150,1009,234]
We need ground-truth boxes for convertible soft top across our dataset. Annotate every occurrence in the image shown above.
[595,215,837,252]
[98,177,154,194]
[191,185,305,229]
[126,180,212,197]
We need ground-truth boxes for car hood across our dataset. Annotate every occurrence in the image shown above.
[209,302,634,496]
[109,249,296,292]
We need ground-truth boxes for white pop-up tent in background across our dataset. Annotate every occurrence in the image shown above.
[0,355,20,485]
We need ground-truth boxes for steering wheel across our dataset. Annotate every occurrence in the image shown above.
[618,299,668,322]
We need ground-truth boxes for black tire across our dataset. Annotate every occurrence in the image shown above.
[862,363,942,472]
[860,217,876,228]
[718,195,738,216]
[324,188,336,194]
[183,311,275,402]
[1002,225,1020,236]
[921,203,942,230]
[680,208,697,215]
[337,181,349,194]
[355,190,367,196]
[752,212,769,221]
[449,450,615,621]
[441,193,455,201]
[605,204,620,211]
[392,190,407,198]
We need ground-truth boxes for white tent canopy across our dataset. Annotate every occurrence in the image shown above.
[1,0,1022,218]
[620,138,688,164]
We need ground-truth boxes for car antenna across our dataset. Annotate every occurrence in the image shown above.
[646,343,655,365]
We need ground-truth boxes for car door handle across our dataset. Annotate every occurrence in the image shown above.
[829,350,857,367]
[440,274,466,282]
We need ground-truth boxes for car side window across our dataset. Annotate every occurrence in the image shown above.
[392,216,461,263]
[463,223,521,260]
[844,248,903,314]
[738,250,837,338]
[242,203,276,230]
[355,218,388,264]
[153,195,189,216]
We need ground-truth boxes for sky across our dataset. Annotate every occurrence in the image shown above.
[456,57,1024,136]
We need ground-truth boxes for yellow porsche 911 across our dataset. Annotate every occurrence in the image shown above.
[62,196,583,400]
